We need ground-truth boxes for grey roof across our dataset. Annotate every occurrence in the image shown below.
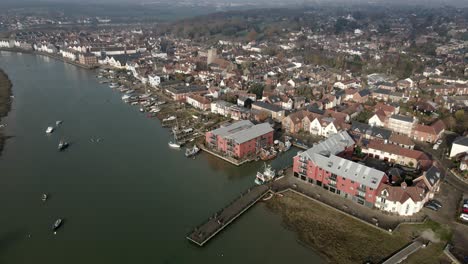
[252,101,283,112]
[453,137,468,147]
[227,123,273,144]
[390,114,414,123]
[358,89,371,97]
[351,122,392,140]
[301,131,355,159]
[373,88,392,95]
[211,120,273,144]
[299,131,385,189]
[211,120,253,137]
[424,166,441,187]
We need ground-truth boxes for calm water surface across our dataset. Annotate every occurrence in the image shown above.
[0,51,323,263]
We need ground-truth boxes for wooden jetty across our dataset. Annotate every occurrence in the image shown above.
[187,184,271,246]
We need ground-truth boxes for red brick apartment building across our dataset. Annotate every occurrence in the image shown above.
[293,131,389,207]
[205,120,274,159]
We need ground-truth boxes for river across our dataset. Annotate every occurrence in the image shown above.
[0,51,323,263]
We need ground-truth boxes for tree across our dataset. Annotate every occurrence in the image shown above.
[455,110,465,122]
[246,29,258,42]
[249,83,265,99]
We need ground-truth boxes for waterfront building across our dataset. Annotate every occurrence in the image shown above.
[293,131,388,207]
[186,94,211,111]
[205,120,274,160]
[165,85,207,101]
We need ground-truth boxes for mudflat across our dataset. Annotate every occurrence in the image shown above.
[0,68,12,155]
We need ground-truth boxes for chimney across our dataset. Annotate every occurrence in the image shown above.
[401,182,407,189]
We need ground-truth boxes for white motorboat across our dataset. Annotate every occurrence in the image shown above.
[121,95,131,101]
[56,120,62,126]
[168,141,181,148]
[162,116,176,122]
[46,126,54,134]
[255,163,276,185]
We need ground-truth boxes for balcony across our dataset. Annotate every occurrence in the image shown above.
[356,193,366,200]
[357,185,367,192]
[300,163,307,170]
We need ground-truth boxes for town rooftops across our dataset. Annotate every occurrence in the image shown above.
[390,114,414,123]
[211,120,273,144]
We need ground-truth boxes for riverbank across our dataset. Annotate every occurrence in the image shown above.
[265,192,452,264]
[0,68,12,155]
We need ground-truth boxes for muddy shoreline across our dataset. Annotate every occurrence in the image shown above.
[0,68,13,155]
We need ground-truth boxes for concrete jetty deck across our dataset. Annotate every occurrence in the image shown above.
[187,184,270,246]
[382,240,425,264]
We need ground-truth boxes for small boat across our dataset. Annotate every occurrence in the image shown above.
[42,193,48,202]
[46,126,54,134]
[149,107,160,113]
[56,120,62,126]
[260,147,277,161]
[284,140,292,152]
[162,116,176,122]
[121,95,131,101]
[185,145,200,157]
[139,107,146,113]
[58,140,69,151]
[168,141,181,148]
[255,163,276,185]
[169,127,181,148]
[52,218,63,231]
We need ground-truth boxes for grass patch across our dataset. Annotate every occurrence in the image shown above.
[266,192,451,264]
[266,192,410,263]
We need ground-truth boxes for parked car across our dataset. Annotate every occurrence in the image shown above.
[463,204,468,209]
[463,208,468,214]
[464,199,468,204]
[424,203,439,211]
[429,200,442,208]
[460,213,468,221]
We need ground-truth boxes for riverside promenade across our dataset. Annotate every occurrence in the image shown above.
[187,184,271,246]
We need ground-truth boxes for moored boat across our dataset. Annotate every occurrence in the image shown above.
[42,193,48,202]
[185,145,200,157]
[56,120,62,126]
[260,147,277,161]
[255,163,276,185]
[52,218,63,231]
[58,140,69,151]
[46,126,54,134]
